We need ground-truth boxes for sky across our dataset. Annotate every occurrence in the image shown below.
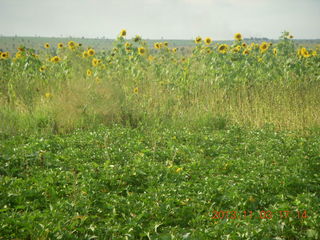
[1,0,319,40]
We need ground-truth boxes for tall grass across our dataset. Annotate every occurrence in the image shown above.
[0,32,319,135]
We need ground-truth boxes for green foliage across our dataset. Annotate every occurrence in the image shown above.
[0,126,320,239]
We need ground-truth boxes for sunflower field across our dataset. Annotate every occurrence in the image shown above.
[0,31,320,239]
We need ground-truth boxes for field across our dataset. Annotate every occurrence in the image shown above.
[1,31,320,239]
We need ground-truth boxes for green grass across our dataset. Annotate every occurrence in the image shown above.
[0,125,320,239]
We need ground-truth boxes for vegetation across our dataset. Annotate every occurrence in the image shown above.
[0,30,320,239]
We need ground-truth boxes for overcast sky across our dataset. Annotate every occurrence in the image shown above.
[1,0,319,40]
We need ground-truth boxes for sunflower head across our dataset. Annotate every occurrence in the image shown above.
[234,33,242,41]
[87,69,93,76]
[82,51,89,58]
[125,42,132,50]
[58,43,64,49]
[68,41,76,49]
[273,48,278,56]
[242,49,250,55]
[204,37,212,45]
[218,44,228,53]
[120,29,127,37]
[87,48,95,56]
[133,35,142,42]
[242,42,247,48]
[138,47,146,55]
[195,36,202,44]
[50,56,61,63]
[260,42,269,53]
[44,43,50,49]
[232,45,241,53]
[163,42,169,47]
[299,48,310,58]
[154,42,161,49]
[172,48,177,53]
[39,65,47,72]
[92,58,100,67]
[133,87,139,94]
[289,35,294,39]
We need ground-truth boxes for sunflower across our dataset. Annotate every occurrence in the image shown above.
[312,51,317,57]
[58,43,64,49]
[15,52,22,59]
[68,41,76,49]
[232,45,241,53]
[273,48,278,56]
[172,48,177,53]
[289,35,294,39]
[133,87,139,94]
[259,42,269,53]
[242,42,247,48]
[44,43,50,49]
[163,42,169,47]
[218,44,228,53]
[234,33,242,41]
[138,47,146,55]
[87,48,95,56]
[120,29,127,37]
[205,47,212,54]
[242,49,250,55]
[92,58,100,67]
[195,37,202,44]
[39,66,47,72]
[82,51,89,58]
[87,69,93,76]
[154,42,161,49]
[50,56,61,63]
[1,51,9,59]
[125,42,132,50]
[299,48,310,58]
[204,37,212,45]
[133,35,142,42]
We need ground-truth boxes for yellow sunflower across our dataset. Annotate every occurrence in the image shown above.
[82,51,89,58]
[234,33,242,41]
[58,43,64,49]
[68,41,76,49]
[218,44,228,53]
[195,36,202,44]
[154,42,161,49]
[44,43,50,49]
[50,56,61,63]
[133,35,141,42]
[242,42,247,48]
[163,42,169,47]
[92,58,100,67]
[138,47,146,55]
[87,69,92,76]
[242,49,250,55]
[120,29,127,37]
[260,42,269,53]
[232,45,241,53]
[299,48,310,58]
[273,48,278,56]
[133,87,139,94]
[87,48,95,56]
[39,65,47,72]
[1,52,10,59]
[172,48,177,53]
[204,37,212,45]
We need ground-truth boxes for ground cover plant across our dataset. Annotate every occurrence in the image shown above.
[0,30,320,239]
